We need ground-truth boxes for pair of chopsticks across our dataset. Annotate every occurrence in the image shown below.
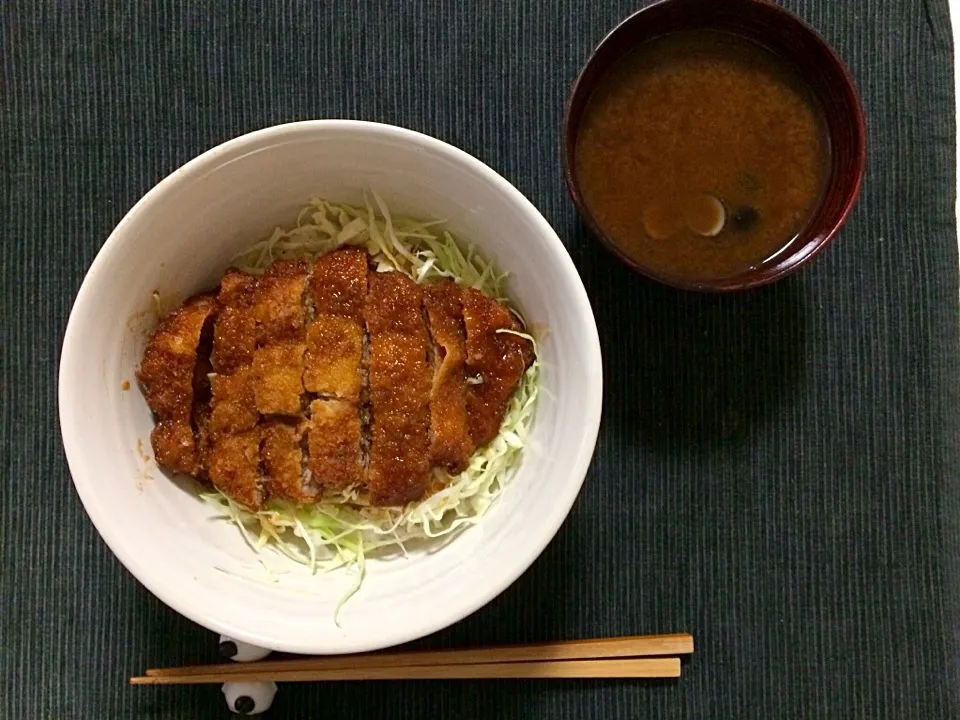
[131,633,693,685]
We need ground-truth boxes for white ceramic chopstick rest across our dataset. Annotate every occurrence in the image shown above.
[222,680,277,715]
[218,634,276,714]
[218,634,273,662]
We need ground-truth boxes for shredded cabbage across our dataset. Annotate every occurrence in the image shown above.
[200,193,539,618]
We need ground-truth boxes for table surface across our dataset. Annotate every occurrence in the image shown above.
[3,1,960,718]
[952,0,960,252]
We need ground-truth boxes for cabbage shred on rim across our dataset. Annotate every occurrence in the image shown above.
[198,192,539,614]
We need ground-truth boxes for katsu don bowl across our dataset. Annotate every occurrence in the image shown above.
[58,120,602,654]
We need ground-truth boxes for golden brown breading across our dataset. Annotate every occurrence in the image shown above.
[208,368,258,435]
[307,399,363,491]
[423,281,473,473]
[206,428,263,509]
[262,420,316,504]
[190,323,215,455]
[138,292,218,420]
[308,247,367,319]
[254,259,308,344]
[461,287,533,448]
[142,248,535,510]
[252,343,305,416]
[138,292,218,476]
[302,316,364,400]
[303,249,367,400]
[150,419,200,475]
[365,271,432,506]
[212,270,257,375]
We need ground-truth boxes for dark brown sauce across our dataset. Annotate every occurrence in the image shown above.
[575,30,828,281]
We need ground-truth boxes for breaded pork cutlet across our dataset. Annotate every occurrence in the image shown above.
[137,292,217,476]
[142,247,535,511]
[211,270,257,375]
[461,287,534,449]
[253,259,309,345]
[251,260,308,417]
[308,398,364,491]
[302,248,368,492]
[365,271,432,506]
[205,429,263,509]
[253,343,306,416]
[208,368,257,436]
[261,419,316,504]
[205,268,265,508]
[303,247,367,402]
[248,260,311,503]
[423,280,473,473]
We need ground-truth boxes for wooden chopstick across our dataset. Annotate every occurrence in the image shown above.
[132,634,693,685]
[143,633,693,679]
[131,657,682,684]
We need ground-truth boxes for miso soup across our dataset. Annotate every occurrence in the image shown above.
[574,30,828,281]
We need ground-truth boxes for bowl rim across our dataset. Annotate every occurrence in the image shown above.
[58,119,604,654]
[561,0,867,292]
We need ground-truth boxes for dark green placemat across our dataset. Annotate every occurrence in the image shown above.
[3,1,958,717]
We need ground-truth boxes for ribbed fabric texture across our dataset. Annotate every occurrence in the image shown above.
[2,1,958,717]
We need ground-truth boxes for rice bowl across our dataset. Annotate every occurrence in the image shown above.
[59,120,602,654]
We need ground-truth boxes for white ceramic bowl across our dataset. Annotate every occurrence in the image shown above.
[59,120,602,654]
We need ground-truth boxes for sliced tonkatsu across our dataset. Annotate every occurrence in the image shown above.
[205,429,263,509]
[211,270,257,375]
[365,271,433,506]
[461,287,534,449]
[253,343,306,416]
[208,368,258,435]
[303,247,367,401]
[206,270,264,508]
[253,259,309,345]
[138,292,218,421]
[137,292,217,476]
[423,280,473,473]
[251,260,308,417]
[140,248,533,510]
[261,419,315,504]
[307,398,364,491]
[302,248,368,493]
